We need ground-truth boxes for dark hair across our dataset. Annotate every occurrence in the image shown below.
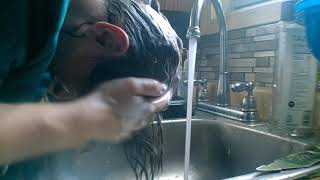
[88,0,182,89]
[88,1,182,180]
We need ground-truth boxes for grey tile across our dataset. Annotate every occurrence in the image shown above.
[199,60,209,66]
[256,57,271,67]
[200,34,219,44]
[254,67,274,73]
[228,37,253,45]
[230,44,250,53]
[206,55,221,66]
[240,52,254,58]
[256,73,274,83]
[228,58,256,67]
[251,40,278,51]
[201,47,220,55]
[199,41,218,49]
[213,66,221,72]
[195,60,201,67]
[245,73,256,82]
[255,83,266,87]
[201,72,216,80]
[199,41,220,48]
[228,29,246,40]
[230,72,245,81]
[227,67,253,73]
[254,34,277,42]
[198,53,207,60]
[208,60,220,67]
[195,72,200,79]
[198,66,220,72]
[270,57,276,67]
[254,51,276,57]
[227,53,241,59]
[246,24,278,37]
[206,54,220,60]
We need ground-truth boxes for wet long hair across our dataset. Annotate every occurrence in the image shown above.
[87,0,182,179]
[88,0,181,88]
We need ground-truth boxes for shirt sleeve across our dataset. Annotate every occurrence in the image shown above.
[0,0,70,103]
[0,1,29,85]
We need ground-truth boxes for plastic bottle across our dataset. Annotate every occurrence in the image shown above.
[272,20,318,137]
[314,85,320,128]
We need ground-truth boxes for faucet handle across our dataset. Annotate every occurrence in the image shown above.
[199,79,208,86]
[198,79,209,102]
[231,82,255,95]
[231,82,257,112]
[183,79,207,86]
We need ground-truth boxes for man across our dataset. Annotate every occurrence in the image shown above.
[0,0,168,167]
[1,0,182,179]
[48,0,181,179]
[51,0,181,99]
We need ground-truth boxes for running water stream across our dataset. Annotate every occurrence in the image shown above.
[184,37,198,180]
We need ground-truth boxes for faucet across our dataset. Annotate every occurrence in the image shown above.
[231,82,258,121]
[186,0,230,107]
[183,79,210,102]
[186,0,259,122]
[197,81,259,122]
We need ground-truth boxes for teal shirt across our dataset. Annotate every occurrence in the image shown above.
[0,0,69,102]
[0,1,70,179]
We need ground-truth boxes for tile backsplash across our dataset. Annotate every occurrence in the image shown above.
[197,23,279,86]
[195,23,320,121]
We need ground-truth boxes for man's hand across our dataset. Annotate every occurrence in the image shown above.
[0,78,167,165]
[75,78,168,143]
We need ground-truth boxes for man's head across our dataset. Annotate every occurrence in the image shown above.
[52,0,182,97]
[51,1,182,179]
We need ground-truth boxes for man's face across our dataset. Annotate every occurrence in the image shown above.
[52,0,181,97]
[53,0,109,94]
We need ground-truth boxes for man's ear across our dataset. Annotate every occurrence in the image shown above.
[93,21,129,57]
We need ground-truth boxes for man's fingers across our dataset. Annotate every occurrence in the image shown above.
[150,99,168,113]
[124,78,167,97]
[100,78,166,97]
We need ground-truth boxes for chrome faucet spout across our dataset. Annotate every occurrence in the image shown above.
[186,0,205,38]
[187,0,230,107]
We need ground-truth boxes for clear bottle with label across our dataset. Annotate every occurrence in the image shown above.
[272,21,318,137]
[314,84,320,128]
[314,70,320,129]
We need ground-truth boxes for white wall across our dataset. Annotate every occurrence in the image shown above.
[201,0,286,35]
[159,0,287,35]
[232,0,271,10]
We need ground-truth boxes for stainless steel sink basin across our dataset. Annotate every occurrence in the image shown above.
[43,119,310,180]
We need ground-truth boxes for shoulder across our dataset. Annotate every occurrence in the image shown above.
[0,0,70,102]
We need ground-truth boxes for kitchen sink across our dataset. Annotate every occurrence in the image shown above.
[40,118,310,180]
